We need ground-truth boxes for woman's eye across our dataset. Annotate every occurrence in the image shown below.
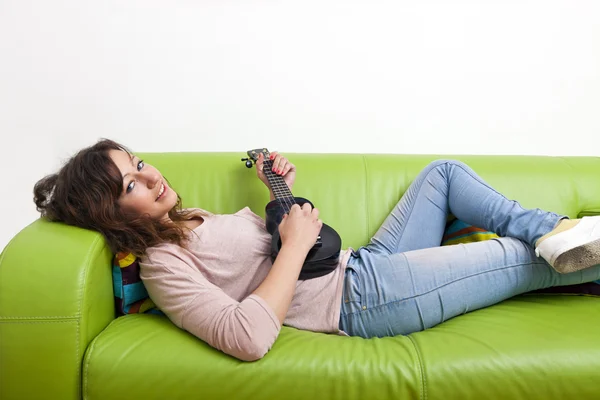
[126,181,135,193]
[125,159,144,193]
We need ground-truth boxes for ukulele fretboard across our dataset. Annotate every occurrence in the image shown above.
[262,159,296,213]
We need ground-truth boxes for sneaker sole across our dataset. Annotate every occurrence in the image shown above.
[536,216,600,273]
[553,237,600,273]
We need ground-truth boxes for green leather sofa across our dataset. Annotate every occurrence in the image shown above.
[2,153,600,400]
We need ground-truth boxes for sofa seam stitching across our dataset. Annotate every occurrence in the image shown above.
[408,335,427,400]
[0,320,76,324]
[556,156,581,217]
[362,155,370,244]
[82,324,102,400]
[76,235,102,400]
[0,316,79,320]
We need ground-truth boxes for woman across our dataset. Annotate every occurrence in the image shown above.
[34,139,600,361]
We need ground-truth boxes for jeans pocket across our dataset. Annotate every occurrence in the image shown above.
[342,266,363,312]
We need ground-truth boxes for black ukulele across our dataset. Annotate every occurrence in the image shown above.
[243,148,342,280]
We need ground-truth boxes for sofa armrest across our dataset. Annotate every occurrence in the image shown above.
[0,219,115,400]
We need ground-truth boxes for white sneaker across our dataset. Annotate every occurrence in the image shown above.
[535,216,600,273]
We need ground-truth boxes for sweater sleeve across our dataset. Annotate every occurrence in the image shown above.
[139,255,281,362]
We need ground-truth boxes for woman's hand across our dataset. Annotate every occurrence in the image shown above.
[256,151,296,191]
[278,203,322,254]
[252,202,322,325]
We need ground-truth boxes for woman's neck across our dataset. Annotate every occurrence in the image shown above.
[180,216,204,230]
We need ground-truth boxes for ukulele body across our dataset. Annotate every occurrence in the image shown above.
[265,197,342,280]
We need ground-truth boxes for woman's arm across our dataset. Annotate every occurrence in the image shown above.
[252,203,322,323]
[141,252,282,362]
[252,244,305,322]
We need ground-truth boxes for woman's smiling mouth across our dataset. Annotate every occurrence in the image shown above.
[156,182,166,201]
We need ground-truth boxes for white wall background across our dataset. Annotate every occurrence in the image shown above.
[1,0,599,252]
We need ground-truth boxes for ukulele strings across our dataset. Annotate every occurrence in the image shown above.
[263,158,296,213]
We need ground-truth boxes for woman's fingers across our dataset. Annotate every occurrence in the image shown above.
[267,151,295,177]
[312,207,320,220]
[272,153,282,174]
[270,152,287,175]
[269,151,279,171]
[281,161,294,176]
[290,203,314,215]
[280,203,322,251]
[298,203,320,221]
[257,153,264,172]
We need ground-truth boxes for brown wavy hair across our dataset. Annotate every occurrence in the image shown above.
[33,138,197,256]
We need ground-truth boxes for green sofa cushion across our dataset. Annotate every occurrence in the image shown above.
[84,294,600,400]
[411,295,600,400]
[83,314,422,400]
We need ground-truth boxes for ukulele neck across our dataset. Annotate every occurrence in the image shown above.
[262,159,295,212]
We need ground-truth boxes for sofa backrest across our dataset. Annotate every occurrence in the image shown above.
[139,153,600,250]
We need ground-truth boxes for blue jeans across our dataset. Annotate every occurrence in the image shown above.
[339,159,600,338]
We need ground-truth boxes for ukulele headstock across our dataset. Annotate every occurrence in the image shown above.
[242,148,271,168]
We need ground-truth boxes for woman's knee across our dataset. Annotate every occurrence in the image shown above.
[425,159,467,171]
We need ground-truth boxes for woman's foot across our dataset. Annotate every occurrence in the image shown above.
[535,216,600,273]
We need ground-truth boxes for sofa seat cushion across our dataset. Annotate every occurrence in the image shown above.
[83,314,422,400]
[411,294,600,400]
[85,294,600,400]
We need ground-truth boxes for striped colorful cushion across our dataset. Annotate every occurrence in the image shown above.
[113,252,163,316]
[442,216,499,246]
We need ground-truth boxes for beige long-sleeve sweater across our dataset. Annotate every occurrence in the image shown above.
[139,207,351,361]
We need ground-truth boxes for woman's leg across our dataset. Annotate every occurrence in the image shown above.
[340,237,600,338]
[365,159,565,255]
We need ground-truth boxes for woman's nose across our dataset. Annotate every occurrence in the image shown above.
[143,170,160,188]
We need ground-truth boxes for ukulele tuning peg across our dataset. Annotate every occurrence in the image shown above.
[241,158,254,168]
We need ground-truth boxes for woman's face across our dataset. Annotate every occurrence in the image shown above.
[109,149,178,221]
